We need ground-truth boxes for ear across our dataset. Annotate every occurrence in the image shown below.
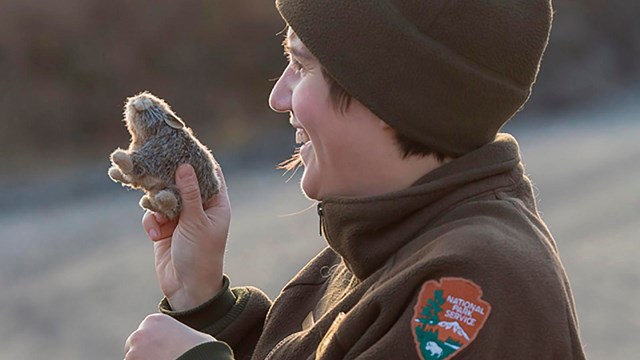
[164,113,185,129]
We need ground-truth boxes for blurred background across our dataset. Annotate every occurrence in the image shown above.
[0,0,638,358]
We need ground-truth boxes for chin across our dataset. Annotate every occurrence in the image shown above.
[300,177,321,201]
[299,169,324,201]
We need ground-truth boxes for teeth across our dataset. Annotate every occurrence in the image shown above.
[296,128,310,144]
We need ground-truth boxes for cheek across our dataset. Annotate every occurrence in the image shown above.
[291,77,330,122]
[291,93,315,123]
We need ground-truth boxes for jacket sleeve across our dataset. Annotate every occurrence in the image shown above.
[177,341,235,360]
[159,275,272,360]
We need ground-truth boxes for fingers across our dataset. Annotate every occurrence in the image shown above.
[124,314,161,358]
[124,330,133,357]
[176,164,206,218]
[142,210,177,241]
[125,314,216,360]
[153,212,169,225]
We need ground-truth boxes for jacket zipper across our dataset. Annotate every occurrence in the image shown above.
[317,202,324,236]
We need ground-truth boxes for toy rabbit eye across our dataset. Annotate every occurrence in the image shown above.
[165,113,185,129]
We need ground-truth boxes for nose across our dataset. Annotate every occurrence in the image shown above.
[269,66,292,113]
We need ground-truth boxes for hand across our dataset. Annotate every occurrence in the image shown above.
[124,313,215,360]
[142,163,231,310]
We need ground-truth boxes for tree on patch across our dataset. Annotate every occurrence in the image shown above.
[415,289,448,359]
[416,289,445,330]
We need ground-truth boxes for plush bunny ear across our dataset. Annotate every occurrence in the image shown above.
[165,113,185,129]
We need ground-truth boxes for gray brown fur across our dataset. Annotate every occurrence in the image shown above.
[108,92,220,219]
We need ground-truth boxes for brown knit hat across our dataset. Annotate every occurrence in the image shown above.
[275,0,553,156]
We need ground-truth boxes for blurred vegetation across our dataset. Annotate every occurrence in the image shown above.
[0,0,638,171]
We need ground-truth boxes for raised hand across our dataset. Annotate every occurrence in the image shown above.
[142,163,231,310]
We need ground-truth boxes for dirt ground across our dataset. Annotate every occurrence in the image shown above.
[1,100,638,359]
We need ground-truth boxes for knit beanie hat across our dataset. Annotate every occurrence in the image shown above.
[275,0,553,156]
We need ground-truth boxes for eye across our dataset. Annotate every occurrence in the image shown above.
[291,59,305,73]
[287,54,306,75]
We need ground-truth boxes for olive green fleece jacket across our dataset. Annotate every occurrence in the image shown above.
[164,134,586,360]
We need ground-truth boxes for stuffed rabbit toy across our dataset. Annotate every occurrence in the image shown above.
[108,92,220,219]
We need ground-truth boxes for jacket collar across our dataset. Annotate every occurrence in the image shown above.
[319,133,524,280]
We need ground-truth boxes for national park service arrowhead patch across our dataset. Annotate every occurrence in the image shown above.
[411,278,491,359]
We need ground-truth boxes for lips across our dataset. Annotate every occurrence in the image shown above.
[291,118,311,145]
[289,121,313,169]
[295,128,311,144]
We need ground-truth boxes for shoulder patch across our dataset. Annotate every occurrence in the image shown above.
[411,277,491,359]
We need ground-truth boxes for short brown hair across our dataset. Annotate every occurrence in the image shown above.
[320,67,451,162]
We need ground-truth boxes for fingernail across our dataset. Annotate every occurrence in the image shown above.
[177,165,194,181]
[149,229,158,239]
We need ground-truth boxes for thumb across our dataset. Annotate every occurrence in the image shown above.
[176,164,205,217]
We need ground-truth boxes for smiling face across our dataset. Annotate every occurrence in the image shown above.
[269,29,424,200]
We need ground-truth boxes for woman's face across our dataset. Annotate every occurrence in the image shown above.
[269,29,395,200]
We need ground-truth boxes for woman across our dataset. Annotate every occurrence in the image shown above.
[124,1,586,359]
